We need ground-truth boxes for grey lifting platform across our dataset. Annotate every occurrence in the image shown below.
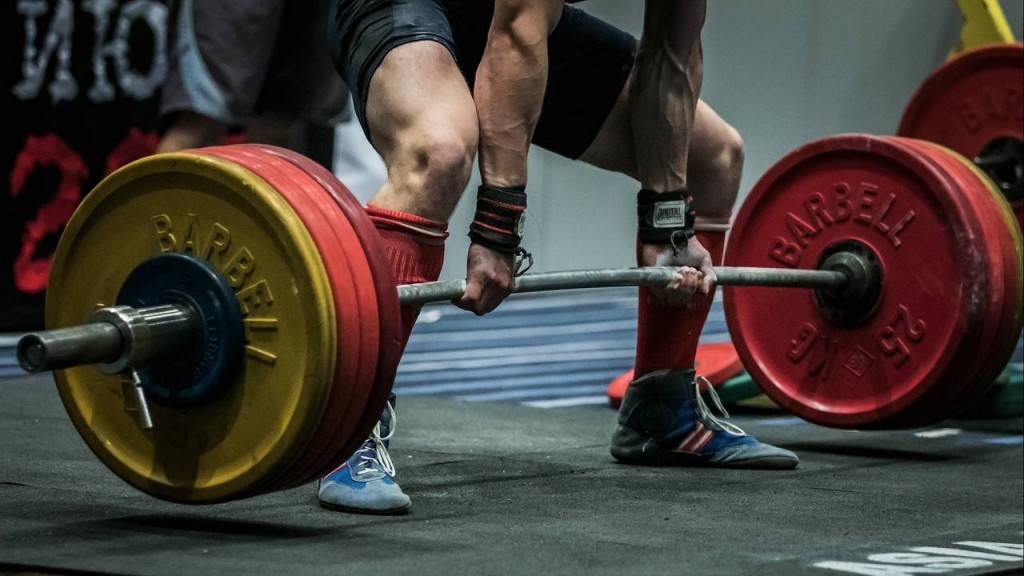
[0,371,1021,576]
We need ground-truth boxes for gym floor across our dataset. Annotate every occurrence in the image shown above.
[1,289,1022,576]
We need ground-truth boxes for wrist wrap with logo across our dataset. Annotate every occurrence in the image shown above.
[637,189,696,253]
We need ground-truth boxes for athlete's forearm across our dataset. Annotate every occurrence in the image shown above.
[475,4,555,188]
[630,0,707,194]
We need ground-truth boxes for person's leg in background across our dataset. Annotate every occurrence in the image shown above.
[157,111,230,153]
[156,0,307,153]
[249,0,349,159]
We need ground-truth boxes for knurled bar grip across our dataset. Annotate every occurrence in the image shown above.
[397,266,849,305]
[17,266,848,373]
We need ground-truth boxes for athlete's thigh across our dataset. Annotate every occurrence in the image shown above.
[327,0,470,150]
[364,42,477,161]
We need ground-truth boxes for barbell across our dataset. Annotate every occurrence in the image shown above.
[15,132,1023,504]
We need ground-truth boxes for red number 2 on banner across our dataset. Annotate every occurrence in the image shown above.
[9,129,157,293]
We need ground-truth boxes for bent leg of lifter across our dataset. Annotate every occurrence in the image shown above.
[614,105,796,469]
[624,101,795,469]
[579,43,796,469]
[318,41,479,514]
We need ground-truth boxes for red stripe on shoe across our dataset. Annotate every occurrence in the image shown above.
[690,430,714,453]
[676,422,706,453]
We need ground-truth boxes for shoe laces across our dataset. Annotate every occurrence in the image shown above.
[694,375,747,437]
[352,402,398,478]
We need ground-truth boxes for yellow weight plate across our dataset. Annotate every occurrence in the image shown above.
[47,152,337,503]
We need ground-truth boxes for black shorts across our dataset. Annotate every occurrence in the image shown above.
[327,0,636,159]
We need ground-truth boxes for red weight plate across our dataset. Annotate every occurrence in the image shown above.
[898,43,1023,230]
[913,140,1022,374]
[224,146,384,490]
[724,134,988,428]
[878,138,1012,426]
[606,370,632,409]
[198,146,369,493]
[232,147,383,490]
[917,141,1024,405]
[200,146,379,492]
[698,342,746,385]
[224,148,383,489]
[606,342,744,408]
[898,43,1023,160]
[920,140,1023,395]
[251,145,403,479]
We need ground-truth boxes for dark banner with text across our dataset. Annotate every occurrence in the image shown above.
[2,0,169,331]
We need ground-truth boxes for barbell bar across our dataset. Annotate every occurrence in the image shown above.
[397,264,849,304]
[17,263,852,373]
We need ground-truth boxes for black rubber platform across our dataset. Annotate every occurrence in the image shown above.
[0,373,1021,576]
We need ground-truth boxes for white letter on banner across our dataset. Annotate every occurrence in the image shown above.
[83,0,118,101]
[86,0,168,102]
[13,0,78,102]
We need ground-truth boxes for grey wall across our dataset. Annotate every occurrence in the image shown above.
[438,0,1024,280]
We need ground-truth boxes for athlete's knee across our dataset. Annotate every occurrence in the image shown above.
[410,129,477,196]
[693,124,743,217]
[711,124,744,184]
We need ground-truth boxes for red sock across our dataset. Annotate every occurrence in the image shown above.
[634,227,727,376]
[366,202,447,351]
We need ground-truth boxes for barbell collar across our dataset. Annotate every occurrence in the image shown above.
[396,265,850,305]
[18,304,197,374]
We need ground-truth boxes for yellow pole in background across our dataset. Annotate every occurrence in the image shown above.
[950,0,1016,57]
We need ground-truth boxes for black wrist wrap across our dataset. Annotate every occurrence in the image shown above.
[469,184,527,254]
[637,189,696,248]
